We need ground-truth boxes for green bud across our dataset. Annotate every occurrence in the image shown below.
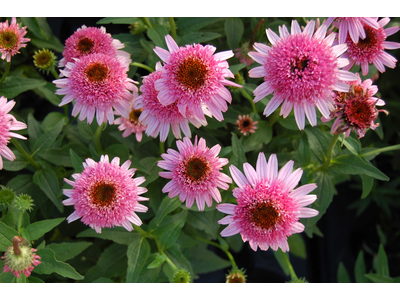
[13,194,34,211]
[173,269,191,283]
[228,72,245,94]
[226,268,247,283]
[0,186,16,208]
[129,21,147,35]
[33,48,57,75]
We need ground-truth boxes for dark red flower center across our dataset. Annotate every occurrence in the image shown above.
[344,98,375,129]
[86,62,108,82]
[292,57,309,73]
[91,182,116,207]
[129,109,142,124]
[77,37,94,54]
[0,31,18,49]
[250,202,279,230]
[356,27,379,50]
[184,157,210,181]
[177,58,208,90]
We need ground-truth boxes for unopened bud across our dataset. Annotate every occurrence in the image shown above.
[173,269,191,283]
[226,268,247,283]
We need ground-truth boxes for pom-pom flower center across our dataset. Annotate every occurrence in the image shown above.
[249,202,280,230]
[85,62,109,83]
[91,182,116,207]
[184,157,210,182]
[177,57,208,90]
[77,37,94,54]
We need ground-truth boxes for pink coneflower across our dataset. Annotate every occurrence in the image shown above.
[236,114,258,136]
[0,96,27,170]
[341,18,400,76]
[217,153,318,252]
[59,25,130,68]
[248,20,357,130]
[114,99,147,142]
[158,136,232,211]
[153,35,242,124]
[0,17,30,62]
[62,155,148,233]
[322,73,387,139]
[2,238,41,279]
[326,17,380,44]
[53,53,138,125]
[134,62,205,142]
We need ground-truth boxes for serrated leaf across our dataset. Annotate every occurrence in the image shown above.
[34,248,84,280]
[32,166,63,212]
[354,250,367,283]
[376,244,389,277]
[126,235,150,283]
[46,241,92,262]
[0,222,19,251]
[147,254,166,269]
[225,17,244,49]
[77,228,141,245]
[25,218,65,241]
[337,262,351,283]
[0,77,47,99]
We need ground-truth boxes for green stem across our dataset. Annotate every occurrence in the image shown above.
[194,235,238,270]
[10,138,41,170]
[94,123,105,154]
[322,134,340,170]
[142,17,153,29]
[268,109,281,126]
[130,62,154,73]
[17,210,23,232]
[51,68,59,79]
[279,249,298,281]
[133,224,150,237]
[169,17,177,40]
[241,89,257,114]
[0,60,12,85]
[159,141,165,155]
[360,144,400,158]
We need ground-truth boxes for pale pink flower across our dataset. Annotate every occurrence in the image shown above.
[326,17,380,44]
[0,17,30,62]
[2,245,41,278]
[53,53,138,125]
[59,25,130,68]
[0,96,27,170]
[341,17,400,76]
[217,153,318,252]
[153,35,242,124]
[236,114,258,136]
[322,73,387,139]
[134,62,205,142]
[114,100,147,142]
[248,20,357,130]
[158,136,232,211]
[62,155,148,233]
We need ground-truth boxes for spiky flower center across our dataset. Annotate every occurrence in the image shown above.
[77,37,94,54]
[184,157,210,182]
[356,27,379,50]
[91,182,116,207]
[250,202,279,230]
[177,58,208,90]
[344,98,374,129]
[85,62,108,82]
[346,25,385,60]
[129,109,142,124]
[0,31,18,49]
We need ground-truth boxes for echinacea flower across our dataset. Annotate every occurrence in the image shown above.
[0,96,27,170]
[341,17,400,76]
[217,153,318,252]
[134,62,205,142]
[248,19,357,130]
[326,17,380,44]
[62,155,148,233]
[153,35,242,124]
[0,17,30,62]
[2,237,41,279]
[236,114,258,136]
[158,136,232,211]
[53,53,138,125]
[114,99,147,142]
[59,25,130,68]
[322,73,387,139]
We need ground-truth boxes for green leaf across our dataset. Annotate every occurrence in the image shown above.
[0,271,15,283]
[41,143,89,168]
[337,262,351,283]
[34,248,84,280]
[33,166,63,212]
[41,112,68,132]
[365,273,394,283]
[34,82,62,107]
[331,155,389,181]
[305,127,332,163]
[46,242,92,262]
[2,150,28,171]
[26,276,44,283]
[244,121,272,152]
[0,77,47,99]
[360,174,374,199]
[186,210,222,240]
[297,134,312,167]
[20,17,52,40]
[97,17,139,24]
[231,133,246,171]
[0,222,19,251]
[77,120,95,141]
[272,250,290,276]
[341,135,361,156]
[77,228,141,245]
[354,250,367,283]
[147,254,166,269]
[179,32,222,45]
[150,196,182,228]
[163,244,195,282]
[287,234,307,259]
[152,210,188,250]
[189,243,230,274]
[30,34,64,53]
[70,148,84,172]
[146,24,169,48]
[92,277,114,283]
[360,144,400,160]
[31,119,64,156]
[126,235,150,283]
[229,63,247,75]
[176,17,222,34]
[27,113,43,147]
[225,17,244,49]
[376,244,389,277]
[25,218,65,241]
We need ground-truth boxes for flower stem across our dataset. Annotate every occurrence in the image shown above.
[0,60,12,86]
[279,249,298,281]
[169,17,177,40]
[10,138,41,170]
[142,17,153,29]
[94,123,105,154]
[268,109,280,126]
[159,141,165,155]
[51,68,59,79]
[240,89,258,114]
[322,134,340,170]
[130,62,154,73]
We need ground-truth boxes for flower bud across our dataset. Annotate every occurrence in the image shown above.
[0,186,16,208]
[13,193,34,211]
[226,268,247,283]
[173,269,191,283]
[33,48,57,74]
[129,21,147,35]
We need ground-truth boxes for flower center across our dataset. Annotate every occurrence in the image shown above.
[91,182,116,207]
[0,31,18,49]
[344,98,374,129]
[85,62,108,82]
[77,37,94,54]
[35,53,50,66]
[242,120,250,128]
[291,56,310,75]
[184,157,210,181]
[356,27,378,50]
[250,202,279,230]
[129,109,142,124]
[177,58,208,90]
